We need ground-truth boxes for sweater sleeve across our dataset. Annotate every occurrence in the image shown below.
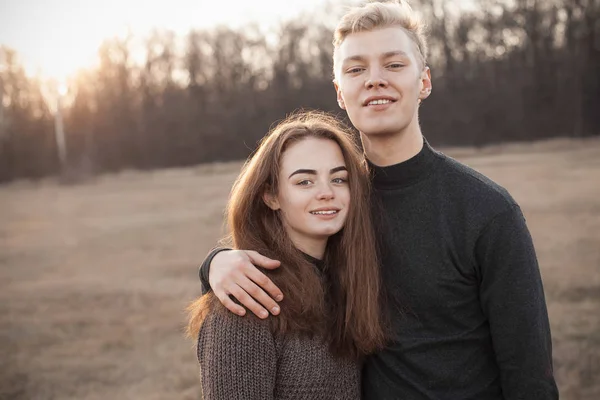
[198,247,232,295]
[197,310,277,399]
[475,205,558,399]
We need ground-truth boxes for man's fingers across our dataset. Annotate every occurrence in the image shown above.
[215,290,246,316]
[246,250,281,270]
[208,249,282,319]
[239,278,281,316]
[246,268,284,304]
[228,284,269,319]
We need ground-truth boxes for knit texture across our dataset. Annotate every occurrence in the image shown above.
[197,309,361,399]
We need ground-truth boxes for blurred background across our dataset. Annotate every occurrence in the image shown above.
[0,0,599,399]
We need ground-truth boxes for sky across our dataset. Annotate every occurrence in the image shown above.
[0,0,477,82]
[0,0,337,81]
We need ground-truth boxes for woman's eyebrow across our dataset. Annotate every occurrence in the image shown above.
[288,166,347,178]
[330,166,347,173]
[289,169,316,178]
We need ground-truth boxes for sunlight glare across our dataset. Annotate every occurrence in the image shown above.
[0,0,337,81]
[58,83,68,97]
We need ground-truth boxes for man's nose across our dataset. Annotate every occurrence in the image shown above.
[365,68,388,89]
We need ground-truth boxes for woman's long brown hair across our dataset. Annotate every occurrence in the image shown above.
[187,111,386,358]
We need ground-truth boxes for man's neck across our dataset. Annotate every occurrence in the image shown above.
[360,127,424,167]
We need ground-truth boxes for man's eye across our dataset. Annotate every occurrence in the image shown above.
[346,67,364,74]
[388,63,404,68]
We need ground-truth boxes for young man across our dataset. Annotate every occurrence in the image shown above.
[197,1,558,398]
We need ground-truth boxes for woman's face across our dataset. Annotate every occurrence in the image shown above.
[264,137,350,258]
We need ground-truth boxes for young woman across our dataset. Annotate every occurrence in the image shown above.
[186,112,385,399]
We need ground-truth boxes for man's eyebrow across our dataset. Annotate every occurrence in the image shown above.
[382,50,409,58]
[288,166,347,178]
[342,51,409,65]
[341,55,366,65]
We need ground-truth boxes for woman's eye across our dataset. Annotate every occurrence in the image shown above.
[332,177,347,184]
[297,180,312,186]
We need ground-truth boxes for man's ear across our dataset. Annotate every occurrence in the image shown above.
[263,190,280,211]
[418,66,432,102]
[333,80,346,110]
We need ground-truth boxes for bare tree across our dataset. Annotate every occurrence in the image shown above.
[1,0,599,182]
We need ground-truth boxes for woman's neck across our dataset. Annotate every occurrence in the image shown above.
[289,234,327,260]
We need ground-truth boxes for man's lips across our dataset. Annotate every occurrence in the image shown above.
[363,96,397,106]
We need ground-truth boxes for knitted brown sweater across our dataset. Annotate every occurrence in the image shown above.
[196,309,361,399]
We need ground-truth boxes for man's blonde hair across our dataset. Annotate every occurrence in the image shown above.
[333,0,428,78]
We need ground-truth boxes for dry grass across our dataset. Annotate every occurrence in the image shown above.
[1,137,599,399]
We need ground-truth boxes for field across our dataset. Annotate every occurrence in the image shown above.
[1,137,599,399]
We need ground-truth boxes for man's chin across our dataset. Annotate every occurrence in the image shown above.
[359,126,404,139]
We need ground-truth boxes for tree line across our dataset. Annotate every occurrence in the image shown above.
[1,0,598,182]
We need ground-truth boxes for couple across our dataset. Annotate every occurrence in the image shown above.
[187,1,558,399]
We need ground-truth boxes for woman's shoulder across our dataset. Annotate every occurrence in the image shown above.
[197,305,279,363]
[200,304,273,341]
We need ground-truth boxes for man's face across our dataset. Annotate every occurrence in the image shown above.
[334,27,431,138]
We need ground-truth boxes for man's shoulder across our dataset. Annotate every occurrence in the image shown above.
[433,150,517,210]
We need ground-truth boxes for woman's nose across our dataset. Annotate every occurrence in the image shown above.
[316,183,335,200]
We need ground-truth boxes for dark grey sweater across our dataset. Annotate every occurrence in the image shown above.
[200,138,558,399]
[362,139,558,399]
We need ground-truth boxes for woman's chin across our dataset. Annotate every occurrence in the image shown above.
[312,225,344,238]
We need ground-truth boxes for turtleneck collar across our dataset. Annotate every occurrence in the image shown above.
[368,136,439,190]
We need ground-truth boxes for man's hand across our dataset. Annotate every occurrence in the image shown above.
[208,250,283,318]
